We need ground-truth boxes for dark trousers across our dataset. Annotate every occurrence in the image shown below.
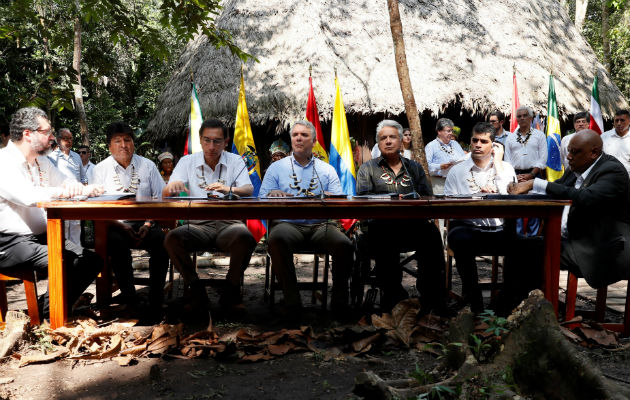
[107,221,168,305]
[0,231,102,313]
[267,221,353,309]
[367,219,446,311]
[447,223,510,312]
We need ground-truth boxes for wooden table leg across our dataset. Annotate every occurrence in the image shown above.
[47,218,65,329]
[94,221,112,310]
[543,212,562,316]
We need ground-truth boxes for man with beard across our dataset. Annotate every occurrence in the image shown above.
[0,107,104,315]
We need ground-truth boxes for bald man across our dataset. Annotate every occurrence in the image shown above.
[509,130,630,288]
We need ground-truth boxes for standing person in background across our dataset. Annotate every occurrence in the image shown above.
[48,128,84,245]
[602,109,630,176]
[425,118,466,195]
[0,125,9,149]
[77,144,94,184]
[157,152,175,184]
[488,111,510,145]
[560,112,590,171]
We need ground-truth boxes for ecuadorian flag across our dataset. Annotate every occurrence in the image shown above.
[545,74,564,182]
[185,83,203,155]
[329,77,356,196]
[232,74,266,242]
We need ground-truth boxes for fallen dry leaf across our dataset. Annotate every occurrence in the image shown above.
[19,348,69,367]
[239,353,274,362]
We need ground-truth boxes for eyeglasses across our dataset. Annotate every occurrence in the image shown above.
[201,138,224,145]
[30,127,52,136]
[78,150,89,155]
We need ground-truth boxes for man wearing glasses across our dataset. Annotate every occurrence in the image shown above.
[0,107,104,316]
[77,145,95,183]
[163,119,255,321]
[488,111,510,146]
[48,128,84,245]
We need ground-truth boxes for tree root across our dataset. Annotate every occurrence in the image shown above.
[354,290,630,400]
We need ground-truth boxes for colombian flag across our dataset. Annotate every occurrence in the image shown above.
[545,74,564,182]
[329,77,356,231]
[184,83,203,155]
[232,73,266,242]
[306,76,329,162]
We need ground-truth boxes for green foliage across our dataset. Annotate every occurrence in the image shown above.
[469,334,492,360]
[409,363,434,385]
[417,385,458,400]
[478,310,509,337]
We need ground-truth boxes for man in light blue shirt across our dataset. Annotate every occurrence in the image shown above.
[48,128,84,245]
[260,120,353,317]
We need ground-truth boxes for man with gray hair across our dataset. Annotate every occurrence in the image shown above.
[48,128,84,245]
[504,105,547,236]
[0,107,104,315]
[356,119,446,313]
[260,120,353,319]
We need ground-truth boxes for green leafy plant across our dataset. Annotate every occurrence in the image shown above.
[478,310,509,337]
[469,334,491,360]
[417,384,457,400]
[409,363,433,385]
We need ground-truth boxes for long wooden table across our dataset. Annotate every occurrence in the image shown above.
[39,197,569,329]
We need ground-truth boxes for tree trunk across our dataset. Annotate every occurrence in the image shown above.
[575,0,589,31]
[559,0,570,12]
[602,0,612,74]
[385,0,430,181]
[35,5,52,120]
[73,0,90,146]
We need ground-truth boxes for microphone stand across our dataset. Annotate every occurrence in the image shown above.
[311,158,325,199]
[222,162,247,200]
[398,152,419,199]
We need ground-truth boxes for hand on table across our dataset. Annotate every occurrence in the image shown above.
[507,180,534,195]
[267,190,294,197]
[164,181,188,196]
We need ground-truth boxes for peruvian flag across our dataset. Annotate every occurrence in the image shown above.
[589,75,605,135]
[510,72,520,133]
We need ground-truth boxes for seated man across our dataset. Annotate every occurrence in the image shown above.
[163,119,256,315]
[356,119,446,313]
[444,122,517,312]
[260,120,353,316]
[509,129,630,289]
[91,122,168,316]
[0,107,104,314]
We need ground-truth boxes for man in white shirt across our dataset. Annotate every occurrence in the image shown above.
[560,112,590,172]
[601,109,630,176]
[91,122,168,317]
[0,107,104,315]
[504,106,547,236]
[48,128,84,245]
[163,119,256,319]
[488,111,510,145]
[77,145,95,183]
[444,122,517,312]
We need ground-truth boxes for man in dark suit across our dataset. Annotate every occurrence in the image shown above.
[509,129,630,288]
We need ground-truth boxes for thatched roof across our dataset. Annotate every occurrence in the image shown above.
[146,0,628,141]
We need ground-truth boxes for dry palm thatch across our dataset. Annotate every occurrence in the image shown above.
[146,0,628,142]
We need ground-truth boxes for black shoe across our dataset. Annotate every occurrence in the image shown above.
[219,284,242,309]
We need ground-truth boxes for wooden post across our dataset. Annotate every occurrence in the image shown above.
[47,218,66,329]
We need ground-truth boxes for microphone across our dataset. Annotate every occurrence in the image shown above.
[399,151,419,199]
[222,161,247,200]
[311,159,325,199]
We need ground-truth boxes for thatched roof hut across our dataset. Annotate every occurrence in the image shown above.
[147,0,628,148]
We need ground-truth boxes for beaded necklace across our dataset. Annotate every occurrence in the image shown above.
[113,163,140,193]
[289,157,318,196]
[466,165,497,193]
[439,142,454,155]
[516,130,532,146]
[379,163,411,188]
[25,159,44,186]
[197,164,225,190]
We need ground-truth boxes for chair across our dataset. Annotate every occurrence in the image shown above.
[264,251,330,310]
[564,272,630,337]
[0,268,40,325]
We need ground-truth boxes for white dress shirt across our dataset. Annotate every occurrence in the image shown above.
[0,141,70,235]
[48,148,84,183]
[81,161,95,184]
[169,151,252,198]
[444,157,517,227]
[425,138,467,177]
[533,155,602,237]
[504,128,547,171]
[92,154,164,199]
[560,132,575,171]
[602,129,630,175]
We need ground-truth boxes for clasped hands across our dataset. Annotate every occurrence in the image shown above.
[164,181,229,196]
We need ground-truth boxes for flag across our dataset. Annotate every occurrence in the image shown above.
[510,72,520,133]
[589,75,605,135]
[232,74,266,242]
[329,77,357,231]
[545,74,564,182]
[185,83,203,155]
[306,76,329,162]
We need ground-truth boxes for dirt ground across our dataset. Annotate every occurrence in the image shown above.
[0,251,629,400]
